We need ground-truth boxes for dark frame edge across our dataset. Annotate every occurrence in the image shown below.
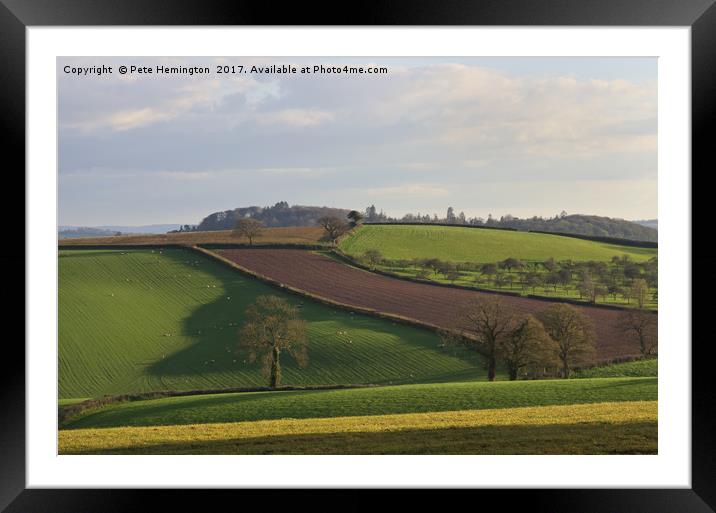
[691,0,716,510]
[2,0,714,511]
[0,1,26,512]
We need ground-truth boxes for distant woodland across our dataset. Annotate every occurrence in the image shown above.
[196,202,351,231]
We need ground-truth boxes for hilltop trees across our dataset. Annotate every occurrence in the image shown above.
[537,304,596,378]
[238,295,309,388]
[233,218,264,245]
[347,210,364,227]
[318,216,349,243]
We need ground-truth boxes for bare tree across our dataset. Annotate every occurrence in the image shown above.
[543,257,557,272]
[579,274,598,303]
[498,315,554,380]
[630,278,649,308]
[619,309,657,356]
[363,249,383,268]
[238,295,308,388]
[537,303,596,378]
[317,216,349,243]
[233,218,264,245]
[442,299,514,381]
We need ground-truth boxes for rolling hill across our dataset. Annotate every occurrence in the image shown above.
[59,248,485,399]
[339,224,657,264]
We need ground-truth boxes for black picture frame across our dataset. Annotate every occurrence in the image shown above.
[2,1,712,511]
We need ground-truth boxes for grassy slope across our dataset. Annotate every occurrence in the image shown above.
[59,401,657,455]
[59,249,484,399]
[573,359,657,378]
[63,377,656,429]
[340,225,657,263]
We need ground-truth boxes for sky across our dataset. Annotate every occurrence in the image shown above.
[58,57,657,226]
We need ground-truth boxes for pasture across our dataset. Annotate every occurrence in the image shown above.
[339,224,657,263]
[59,248,484,399]
[59,401,657,455]
[62,377,656,429]
[573,358,657,378]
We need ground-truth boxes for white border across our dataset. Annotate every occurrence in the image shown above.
[27,27,690,488]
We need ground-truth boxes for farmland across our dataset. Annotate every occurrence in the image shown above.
[339,224,657,263]
[339,225,658,309]
[59,241,658,455]
[58,226,326,247]
[62,377,656,430]
[59,401,657,455]
[59,248,485,399]
[215,248,650,362]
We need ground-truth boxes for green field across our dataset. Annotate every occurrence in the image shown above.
[59,401,657,455]
[62,377,656,429]
[59,246,657,455]
[59,249,486,399]
[338,225,657,308]
[340,225,657,263]
[573,359,657,378]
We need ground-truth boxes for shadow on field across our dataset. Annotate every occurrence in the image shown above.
[145,249,484,387]
[62,421,658,455]
[145,249,268,383]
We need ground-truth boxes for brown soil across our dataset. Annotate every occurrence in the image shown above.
[58,227,326,247]
[216,249,653,363]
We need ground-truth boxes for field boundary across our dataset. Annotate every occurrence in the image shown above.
[198,243,326,250]
[59,383,378,427]
[58,242,329,250]
[362,221,657,248]
[330,249,651,313]
[58,243,189,250]
[191,246,456,338]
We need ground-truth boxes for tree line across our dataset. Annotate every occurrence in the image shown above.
[199,202,352,231]
[363,205,657,242]
[232,210,364,245]
[235,294,656,388]
[360,251,658,308]
[441,299,656,381]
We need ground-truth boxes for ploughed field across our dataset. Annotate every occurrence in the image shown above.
[59,226,326,247]
[339,224,657,263]
[59,248,486,399]
[216,249,652,362]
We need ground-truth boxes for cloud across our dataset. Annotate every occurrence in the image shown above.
[58,57,657,224]
[258,108,334,127]
[365,183,450,198]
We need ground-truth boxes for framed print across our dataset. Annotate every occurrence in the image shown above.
[2,0,713,511]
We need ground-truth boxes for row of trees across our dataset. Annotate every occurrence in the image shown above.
[236,295,656,388]
[362,205,657,242]
[360,251,657,308]
[232,211,364,245]
[200,202,352,231]
[442,299,657,381]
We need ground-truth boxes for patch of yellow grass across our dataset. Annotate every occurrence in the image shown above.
[59,401,656,454]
